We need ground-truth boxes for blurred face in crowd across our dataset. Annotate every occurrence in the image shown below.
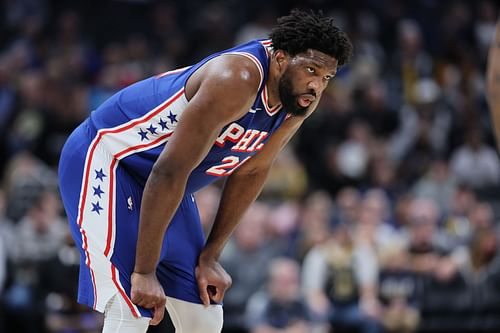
[303,190,334,223]
[269,258,300,301]
[359,190,388,226]
[234,202,269,250]
[450,186,476,216]
[336,187,361,224]
[471,228,498,265]
[468,203,494,229]
[409,199,439,248]
[479,233,497,258]
[410,220,435,248]
[30,192,61,233]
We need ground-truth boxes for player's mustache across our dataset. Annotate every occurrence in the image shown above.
[297,90,316,97]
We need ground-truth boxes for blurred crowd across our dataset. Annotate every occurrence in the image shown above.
[1,0,500,332]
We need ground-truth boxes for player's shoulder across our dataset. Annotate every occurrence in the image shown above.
[185,39,270,101]
[200,52,263,92]
[207,39,270,85]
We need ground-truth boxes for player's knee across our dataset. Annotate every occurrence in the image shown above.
[187,305,223,333]
[166,297,223,333]
[103,294,150,333]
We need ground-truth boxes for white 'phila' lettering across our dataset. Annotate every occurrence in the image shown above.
[215,123,269,153]
[231,129,260,152]
[215,123,245,147]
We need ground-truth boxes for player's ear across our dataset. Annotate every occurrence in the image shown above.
[273,50,289,72]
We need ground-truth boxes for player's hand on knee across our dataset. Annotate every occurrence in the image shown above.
[131,272,167,325]
[195,257,232,306]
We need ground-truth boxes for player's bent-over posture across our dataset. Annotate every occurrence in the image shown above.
[58,9,353,333]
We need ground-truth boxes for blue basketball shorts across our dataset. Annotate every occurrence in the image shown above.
[58,120,206,318]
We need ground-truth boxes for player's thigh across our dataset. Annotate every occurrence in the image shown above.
[157,194,206,303]
[166,296,223,333]
[58,122,92,245]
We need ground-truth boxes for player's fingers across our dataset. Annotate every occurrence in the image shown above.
[209,284,228,304]
[150,302,165,326]
[132,292,164,309]
[225,274,233,289]
[198,280,210,306]
[195,267,211,307]
[209,287,223,304]
[200,285,211,307]
[133,294,154,308]
[130,291,143,305]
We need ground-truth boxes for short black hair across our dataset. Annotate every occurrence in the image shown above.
[270,9,353,66]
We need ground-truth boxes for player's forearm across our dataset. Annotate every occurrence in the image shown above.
[487,17,500,148]
[200,115,304,261]
[200,166,270,260]
[134,168,188,274]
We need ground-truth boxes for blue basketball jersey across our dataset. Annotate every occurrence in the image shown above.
[59,39,290,316]
[87,39,288,192]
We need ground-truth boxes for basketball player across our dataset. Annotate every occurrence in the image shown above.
[488,15,500,145]
[58,9,352,333]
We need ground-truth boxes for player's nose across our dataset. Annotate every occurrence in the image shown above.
[307,77,323,93]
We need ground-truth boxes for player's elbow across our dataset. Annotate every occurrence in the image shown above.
[231,160,270,180]
[150,159,190,185]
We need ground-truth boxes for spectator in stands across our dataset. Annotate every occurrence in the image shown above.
[262,146,308,201]
[421,225,500,332]
[442,185,480,255]
[405,199,453,270]
[334,120,372,184]
[388,78,451,184]
[412,158,456,215]
[302,222,384,333]
[194,184,221,234]
[450,127,500,189]
[467,201,495,231]
[220,202,277,333]
[246,257,313,333]
[295,191,335,260]
[355,189,404,252]
[334,187,361,226]
[2,152,58,221]
[378,244,421,333]
[445,200,494,247]
[3,190,67,332]
[42,231,103,333]
[266,201,302,259]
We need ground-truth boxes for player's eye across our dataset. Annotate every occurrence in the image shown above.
[324,75,333,81]
[306,67,315,74]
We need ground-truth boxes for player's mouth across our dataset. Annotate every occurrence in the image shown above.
[297,94,316,108]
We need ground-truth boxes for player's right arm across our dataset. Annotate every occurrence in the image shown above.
[487,15,500,148]
[131,55,261,325]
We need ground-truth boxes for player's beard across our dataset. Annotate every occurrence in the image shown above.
[278,70,310,116]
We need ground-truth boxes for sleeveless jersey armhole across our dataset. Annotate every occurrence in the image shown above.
[224,52,265,92]
[179,40,269,102]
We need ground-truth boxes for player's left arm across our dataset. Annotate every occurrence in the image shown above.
[487,15,500,148]
[196,110,310,306]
